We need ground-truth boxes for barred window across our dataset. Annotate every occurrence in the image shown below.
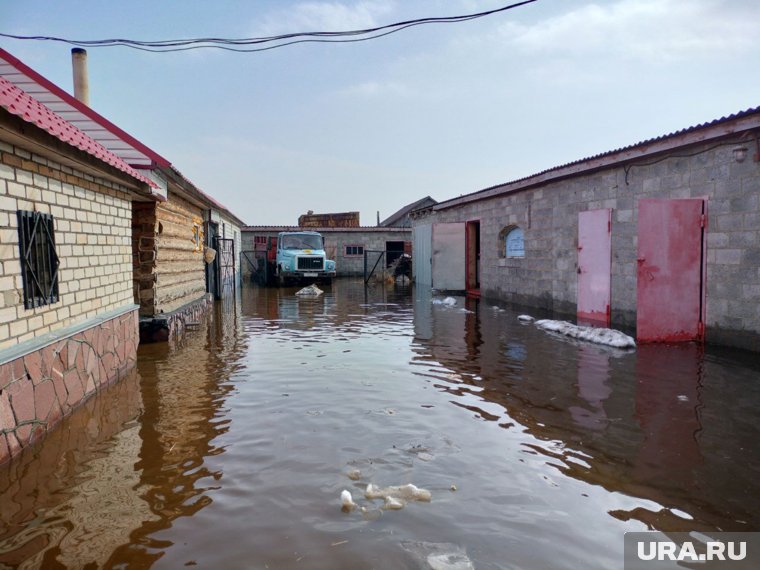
[344,245,364,257]
[17,211,60,309]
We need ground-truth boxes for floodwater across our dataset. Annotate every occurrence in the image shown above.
[1,278,759,569]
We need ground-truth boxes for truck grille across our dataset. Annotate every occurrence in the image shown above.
[297,257,324,270]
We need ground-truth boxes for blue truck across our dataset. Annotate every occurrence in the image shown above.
[273,231,336,286]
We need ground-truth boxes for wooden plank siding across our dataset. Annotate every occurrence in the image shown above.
[153,192,206,314]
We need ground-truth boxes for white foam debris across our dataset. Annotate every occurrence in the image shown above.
[432,297,457,306]
[427,553,476,570]
[401,542,474,570]
[365,483,432,510]
[517,314,535,322]
[340,489,357,512]
[295,284,323,296]
[677,395,689,402]
[347,468,362,481]
[384,496,405,510]
[534,319,636,348]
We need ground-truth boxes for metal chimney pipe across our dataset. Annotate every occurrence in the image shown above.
[71,48,90,106]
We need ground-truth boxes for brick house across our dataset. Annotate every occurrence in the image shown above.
[0,75,158,464]
[0,48,244,344]
[412,106,760,352]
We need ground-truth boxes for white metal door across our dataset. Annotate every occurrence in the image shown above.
[432,222,465,291]
[413,223,432,287]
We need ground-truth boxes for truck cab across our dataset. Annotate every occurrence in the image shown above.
[276,231,336,285]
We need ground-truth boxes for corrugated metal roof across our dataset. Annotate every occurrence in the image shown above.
[434,106,760,210]
[0,76,156,188]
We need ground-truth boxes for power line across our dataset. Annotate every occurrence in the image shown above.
[0,1,537,53]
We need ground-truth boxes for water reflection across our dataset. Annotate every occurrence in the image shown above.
[0,295,247,568]
[0,280,758,569]
[412,293,760,533]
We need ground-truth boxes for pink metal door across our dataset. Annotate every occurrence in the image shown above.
[577,209,611,326]
[636,198,706,343]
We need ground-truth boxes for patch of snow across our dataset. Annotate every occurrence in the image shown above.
[432,297,457,306]
[517,314,535,322]
[534,319,636,348]
[296,284,323,296]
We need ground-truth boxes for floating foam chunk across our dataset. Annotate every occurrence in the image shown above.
[296,284,323,296]
[340,490,357,512]
[384,496,405,510]
[401,542,474,570]
[347,468,362,481]
[365,483,432,505]
[534,319,636,348]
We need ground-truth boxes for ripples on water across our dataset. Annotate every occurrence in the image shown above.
[1,279,759,569]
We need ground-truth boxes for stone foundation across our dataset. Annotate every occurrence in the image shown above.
[0,309,138,466]
[138,293,213,344]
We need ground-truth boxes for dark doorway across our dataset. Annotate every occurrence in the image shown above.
[385,241,405,268]
[466,220,480,296]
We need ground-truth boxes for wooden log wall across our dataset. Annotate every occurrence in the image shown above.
[154,192,207,315]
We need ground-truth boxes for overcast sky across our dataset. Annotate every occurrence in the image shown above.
[3,1,759,226]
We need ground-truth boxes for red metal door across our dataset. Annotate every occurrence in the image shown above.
[636,198,706,343]
[577,209,612,326]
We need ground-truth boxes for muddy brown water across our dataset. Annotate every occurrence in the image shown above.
[1,279,759,569]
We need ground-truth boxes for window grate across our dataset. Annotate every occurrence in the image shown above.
[17,210,60,309]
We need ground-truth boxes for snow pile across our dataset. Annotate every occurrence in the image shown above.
[432,297,457,306]
[295,284,323,296]
[365,483,432,510]
[534,319,636,348]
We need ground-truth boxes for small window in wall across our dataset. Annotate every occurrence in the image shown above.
[17,210,60,309]
[500,226,525,258]
[345,245,364,257]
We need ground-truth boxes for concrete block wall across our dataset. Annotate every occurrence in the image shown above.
[0,142,135,351]
[421,140,760,350]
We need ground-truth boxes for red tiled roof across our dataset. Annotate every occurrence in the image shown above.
[0,75,156,188]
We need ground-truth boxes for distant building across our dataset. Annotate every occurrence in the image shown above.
[298,211,360,228]
[380,196,437,228]
[412,106,760,352]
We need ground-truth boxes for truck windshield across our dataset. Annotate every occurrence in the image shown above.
[281,234,323,250]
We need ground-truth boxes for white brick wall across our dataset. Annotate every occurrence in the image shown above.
[0,145,135,351]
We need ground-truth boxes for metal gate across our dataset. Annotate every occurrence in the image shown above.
[215,237,236,297]
[636,198,706,343]
[432,222,465,291]
[577,209,611,326]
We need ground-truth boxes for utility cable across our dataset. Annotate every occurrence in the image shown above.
[0,1,537,52]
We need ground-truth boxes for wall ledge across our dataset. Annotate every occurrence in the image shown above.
[0,304,139,366]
